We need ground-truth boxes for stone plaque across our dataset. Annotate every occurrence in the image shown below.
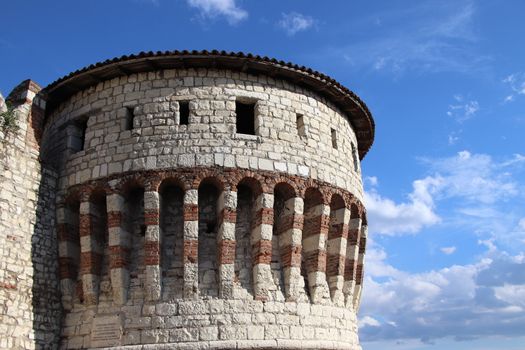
[90,314,123,348]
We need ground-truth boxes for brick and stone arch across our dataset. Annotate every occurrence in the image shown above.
[159,177,185,299]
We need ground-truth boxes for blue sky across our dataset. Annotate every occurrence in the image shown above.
[2,1,525,349]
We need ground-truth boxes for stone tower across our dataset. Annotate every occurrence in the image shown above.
[0,51,374,349]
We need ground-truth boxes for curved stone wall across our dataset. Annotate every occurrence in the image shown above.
[43,66,370,349]
[42,68,364,202]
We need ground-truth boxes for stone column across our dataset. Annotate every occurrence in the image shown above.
[56,203,79,310]
[144,189,161,301]
[326,206,350,306]
[251,192,275,301]
[353,224,367,312]
[277,196,307,302]
[217,189,237,299]
[183,189,199,299]
[344,213,362,308]
[302,202,331,304]
[79,192,103,305]
[106,193,130,305]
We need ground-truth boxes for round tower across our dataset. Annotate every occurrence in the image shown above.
[41,51,374,349]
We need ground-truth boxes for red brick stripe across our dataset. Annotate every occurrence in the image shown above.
[80,252,102,275]
[252,239,272,265]
[183,204,198,221]
[107,211,123,228]
[218,239,236,264]
[109,245,129,268]
[144,209,159,226]
[344,259,355,280]
[280,244,302,268]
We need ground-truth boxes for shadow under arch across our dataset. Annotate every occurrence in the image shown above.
[197,176,223,298]
[159,177,185,299]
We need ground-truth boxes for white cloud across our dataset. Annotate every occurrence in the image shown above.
[441,246,457,255]
[447,96,479,122]
[365,176,379,187]
[421,151,519,204]
[365,177,441,235]
[186,0,248,24]
[503,95,514,103]
[500,153,525,167]
[494,284,525,307]
[277,12,315,36]
[359,316,381,328]
[502,73,525,102]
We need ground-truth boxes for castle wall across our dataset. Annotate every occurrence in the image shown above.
[37,65,368,349]
[0,87,61,349]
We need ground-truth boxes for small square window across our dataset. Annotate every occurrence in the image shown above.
[236,101,255,135]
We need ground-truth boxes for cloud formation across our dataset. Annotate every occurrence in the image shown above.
[365,180,440,236]
[361,151,525,345]
[277,12,315,36]
[368,150,525,238]
[341,1,490,74]
[360,247,525,343]
[186,0,248,24]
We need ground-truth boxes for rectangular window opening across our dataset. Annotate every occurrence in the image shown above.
[296,113,306,137]
[125,107,135,130]
[352,143,359,172]
[236,101,255,135]
[78,118,88,152]
[331,128,338,149]
[179,101,189,125]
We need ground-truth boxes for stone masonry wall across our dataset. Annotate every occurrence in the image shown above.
[0,86,61,349]
[41,68,363,201]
